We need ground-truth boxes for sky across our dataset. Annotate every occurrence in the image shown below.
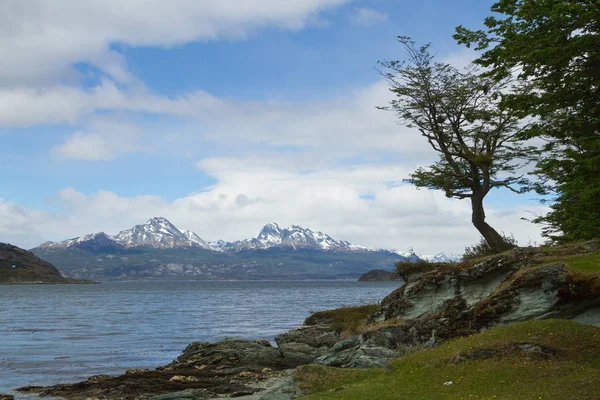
[0,0,548,254]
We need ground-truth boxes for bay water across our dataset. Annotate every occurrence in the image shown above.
[0,280,401,395]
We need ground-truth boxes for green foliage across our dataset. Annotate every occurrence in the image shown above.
[454,0,600,243]
[379,38,533,200]
[463,234,518,261]
[534,171,600,244]
[304,304,380,336]
[378,37,536,252]
[544,250,600,274]
[296,319,600,399]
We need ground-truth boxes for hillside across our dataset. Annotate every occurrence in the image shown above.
[0,243,93,284]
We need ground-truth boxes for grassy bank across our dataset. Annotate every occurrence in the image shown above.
[305,304,380,336]
[296,319,600,399]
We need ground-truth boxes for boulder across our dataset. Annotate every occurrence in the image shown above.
[173,338,285,370]
[314,334,399,368]
[275,325,340,366]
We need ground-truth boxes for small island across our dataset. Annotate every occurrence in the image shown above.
[0,243,95,284]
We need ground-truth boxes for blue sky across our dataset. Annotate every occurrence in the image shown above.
[0,0,546,253]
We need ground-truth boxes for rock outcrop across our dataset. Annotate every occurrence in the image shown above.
[173,338,287,370]
[275,324,341,365]
[316,241,600,366]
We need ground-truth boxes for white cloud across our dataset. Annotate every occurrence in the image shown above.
[0,78,436,168]
[54,117,142,160]
[54,132,116,161]
[0,80,219,127]
[442,48,479,70]
[0,0,352,88]
[350,8,388,26]
[0,157,547,254]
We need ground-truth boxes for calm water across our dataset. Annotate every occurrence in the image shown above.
[0,281,400,395]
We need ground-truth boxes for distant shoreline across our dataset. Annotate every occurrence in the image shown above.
[0,280,97,285]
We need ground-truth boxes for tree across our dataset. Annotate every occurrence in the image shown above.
[454,0,600,243]
[379,38,535,253]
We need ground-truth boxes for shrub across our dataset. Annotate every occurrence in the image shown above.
[394,258,456,280]
[463,234,518,261]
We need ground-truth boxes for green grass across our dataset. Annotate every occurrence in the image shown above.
[530,239,600,273]
[305,304,380,336]
[547,251,600,273]
[295,319,600,400]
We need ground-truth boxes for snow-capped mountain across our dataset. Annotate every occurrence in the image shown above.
[390,250,423,262]
[31,218,464,282]
[207,239,228,251]
[38,217,209,251]
[181,230,213,250]
[222,222,357,252]
[420,252,463,263]
[35,218,377,253]
[35,217,457,259]
[38,232,123,252]
[113,217,191,248]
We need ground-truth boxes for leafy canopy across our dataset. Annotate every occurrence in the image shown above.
[379,37,534,200]
[454,0,600,242]
[379,37,536,252]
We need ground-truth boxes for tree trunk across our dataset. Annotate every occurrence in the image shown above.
[470,194,514,253]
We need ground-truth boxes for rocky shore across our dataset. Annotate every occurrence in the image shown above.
[15,241,600,399]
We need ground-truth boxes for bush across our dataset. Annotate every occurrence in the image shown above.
[395,259,434,276]
[394,258,456,280]
[463,234,518,261]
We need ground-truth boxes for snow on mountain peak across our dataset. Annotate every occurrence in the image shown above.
[181,230,213,250]
[257,222,283,246]
[113,217,190,248]
[420,252,462,263]
[147,216,170,224]
[33,217,459,259]
[225,222,355,252]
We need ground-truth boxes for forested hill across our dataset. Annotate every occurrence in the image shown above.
[0,243,94,284]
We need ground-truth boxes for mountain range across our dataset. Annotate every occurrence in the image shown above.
[31,217,461,281]
[37,217,372,253]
